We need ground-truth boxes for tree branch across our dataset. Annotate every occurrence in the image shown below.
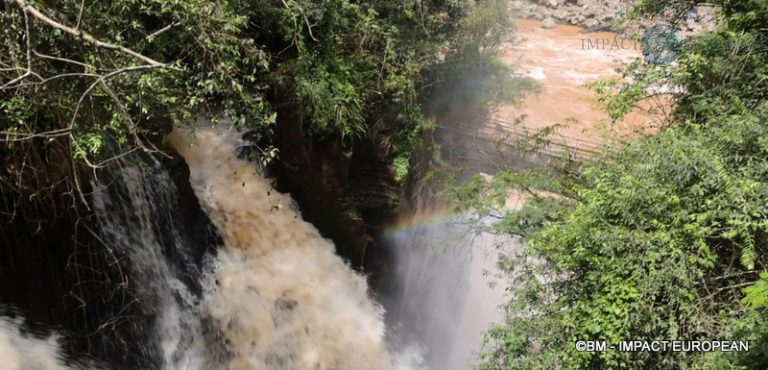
[33,50,94,69]
[280,0,318,42]
[1,7,39,88]
[69,64,166,132]
[12,0,173,68]
[0,127,72,142]
[145,22,181,42]
[75,0,86,30]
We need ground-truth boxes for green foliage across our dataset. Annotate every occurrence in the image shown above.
[479,100,768,370]
[1,0,273,213]
[393,155,411,183]
[0,0,531,363]
[0,0,526,210]
[295,60,366,139]
[476,1,768,369]
[743,273,768,309]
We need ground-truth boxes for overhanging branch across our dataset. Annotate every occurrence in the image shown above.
[11,0,172,67]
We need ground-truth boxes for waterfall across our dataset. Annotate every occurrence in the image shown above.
[169,124,414,370]
[0,18,653,370]
[0,160,219,370]
[92,164,219,369]
[0,122,418,370]
[0,318,70,370]
[378,210,514,370]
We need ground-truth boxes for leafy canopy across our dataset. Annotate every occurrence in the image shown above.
[469,1,768,369]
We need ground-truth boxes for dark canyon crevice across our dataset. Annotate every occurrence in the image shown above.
[270,104,402,273]
[0,151,223,369]
[0,121,410,367]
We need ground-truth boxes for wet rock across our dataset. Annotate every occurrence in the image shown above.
[271,91,400,268]
[583,18,599,29]
[582,5,599,18]
[529,5,545,19]
[528,8,544,20]
[542,17,557,29]
[569,15,586,25]
[553,9,569,20]
[525,0,716,36]
[600,12,615,22]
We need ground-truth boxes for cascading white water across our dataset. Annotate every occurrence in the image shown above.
[169,124,417,370]
[92,165,215,370]
[0,318,69,370]
[0,122,419,370]
[0,164,216,370]
[380,212,515,370]
[0,163,217,370]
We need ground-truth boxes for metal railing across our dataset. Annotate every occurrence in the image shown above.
[435,115,617,164]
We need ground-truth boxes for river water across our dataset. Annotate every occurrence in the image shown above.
[495,19,660,144]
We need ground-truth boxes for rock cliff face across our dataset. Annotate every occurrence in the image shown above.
[266,1,720,275]
[270,108,401,270]
[0,153,220,369]
[513,0,716,37]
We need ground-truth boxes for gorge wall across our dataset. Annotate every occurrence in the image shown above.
[515,0,716,37]
[270,106,402,270]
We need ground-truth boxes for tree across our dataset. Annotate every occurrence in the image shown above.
[471,1,768,368]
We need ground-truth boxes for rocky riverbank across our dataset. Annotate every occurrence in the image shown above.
[512,0,717,37]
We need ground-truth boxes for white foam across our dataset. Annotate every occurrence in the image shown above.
[0,318,69,370]
[170,124,420,370]
[527,67,548,80]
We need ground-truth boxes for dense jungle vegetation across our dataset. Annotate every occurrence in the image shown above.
[0,0,520,212]
[0,0,524,365]
[5,0,768,368]
[466,0,768,369]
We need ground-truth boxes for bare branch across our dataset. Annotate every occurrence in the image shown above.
[75,0,86,30]
[6,72,99,90]
[1,7,38,88]
[0,127,72,142]
[280,0,318,42]
[12,0,175,68]
[145,22,181,42]
[93,147,142,167]
[67,138,91,208]
[33,50,94,69]
[299,7,318,42]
